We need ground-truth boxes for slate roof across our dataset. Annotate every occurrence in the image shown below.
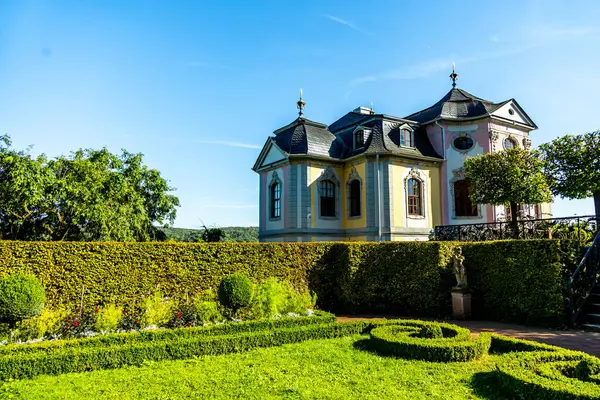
[405,88,509,124]
[272,117,343,159]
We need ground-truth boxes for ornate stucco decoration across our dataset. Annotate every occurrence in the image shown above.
[317,167,340,219]
[347,166,361,185]
[404,167,427,220]
[489,130,499,152]
[318,167,340,185]
[522,137,532,149]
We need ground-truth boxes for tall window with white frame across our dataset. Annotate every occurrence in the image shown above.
[407,178,422,216]
[348,180,361,217]
[270,181,281,219]
[320,180,336,217]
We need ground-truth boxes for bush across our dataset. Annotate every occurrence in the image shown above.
[141,292,173,328]
[418,324,443,339]
[14,308,67,341]
[218,274,253,312]
[250,278,317,319]
[366,320,490,362]
[0,274,46,326]
[196,301,223,324]
[0,321,367,380]
[95,305,123,333]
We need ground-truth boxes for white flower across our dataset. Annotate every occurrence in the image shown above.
[306,309,315,317]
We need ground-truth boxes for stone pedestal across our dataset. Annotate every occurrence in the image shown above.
[451,291,472,320]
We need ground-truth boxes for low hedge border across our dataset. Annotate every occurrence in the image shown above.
[0,312,336,356]
[495,351,600,399]
[489,333,563,354]
[366,320,491,362]
[0,321,369,381]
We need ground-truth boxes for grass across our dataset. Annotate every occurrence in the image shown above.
[0,335,504,400]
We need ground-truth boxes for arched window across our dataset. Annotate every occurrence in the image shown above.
[407,178,422,216]
[504,137,517,149]
[454,180,477,217]
[348,180,361,217]
[354,130,364,149]
[270,182,281,218]
[320,180,336,217]
[400,129,414,147]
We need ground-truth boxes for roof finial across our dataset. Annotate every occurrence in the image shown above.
[297,88,306,117]
[369,100,374,114]
[450,62,459,88]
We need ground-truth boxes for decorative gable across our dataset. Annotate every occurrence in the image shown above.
[491,100,537,129]
[252,139,288,171]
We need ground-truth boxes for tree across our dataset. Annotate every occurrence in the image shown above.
[464,148,552,238]
[200,223,225,243]
[0,135,180,241]
[537,130,600,219]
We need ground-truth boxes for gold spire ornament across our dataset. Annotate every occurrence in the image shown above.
[297,88,306,117]
[450,63,459,88]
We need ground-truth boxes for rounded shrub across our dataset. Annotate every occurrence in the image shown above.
[0,274,46,326]
[367,320,490,362]
[218,274,254,311]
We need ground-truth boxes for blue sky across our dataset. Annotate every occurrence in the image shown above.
[0,0,598,228]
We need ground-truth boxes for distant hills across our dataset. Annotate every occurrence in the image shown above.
[161,226,259,242]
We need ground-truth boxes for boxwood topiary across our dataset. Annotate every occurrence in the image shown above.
[0,274,46,326]
[218,274,254,311]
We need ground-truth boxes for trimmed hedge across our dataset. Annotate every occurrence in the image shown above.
[495,351,600,399]
[0,321,368,381]
[366,320,491,362]
[0,240,581,325]
[460,240,581,327]
[0,312,336,356]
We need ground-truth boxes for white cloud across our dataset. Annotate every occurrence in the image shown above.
[323,14,367,34]
[532,25,598,40]
[196,140,261,149]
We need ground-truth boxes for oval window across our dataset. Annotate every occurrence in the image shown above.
[453,136,474,151]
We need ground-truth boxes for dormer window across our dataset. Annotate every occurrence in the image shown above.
[353,128,370,150]
[354,130,364,149]
[400,129,414,147]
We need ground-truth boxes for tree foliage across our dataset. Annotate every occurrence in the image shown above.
[464,148,552,237]
[537,130,600,218]
[0,135,179,241]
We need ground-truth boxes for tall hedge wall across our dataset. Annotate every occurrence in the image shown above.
[0,239,582,326]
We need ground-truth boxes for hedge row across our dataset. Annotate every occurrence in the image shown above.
[366,320,490,362]
[0,311,335,356]
[0,239,581,325]
[0,321,368,381]
[461,240,580,327]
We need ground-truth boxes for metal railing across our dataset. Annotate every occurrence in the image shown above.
[569,231,600,326]
[433,215,599,242]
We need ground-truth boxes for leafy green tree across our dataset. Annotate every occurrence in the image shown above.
[201,223,225,242]
[0,135,179,241]
[537,130,600,219]
[464,148,552,238]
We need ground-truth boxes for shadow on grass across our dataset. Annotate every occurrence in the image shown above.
[352,338,388,357]
[469,372,508,400]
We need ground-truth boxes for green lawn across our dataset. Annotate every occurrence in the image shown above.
[1,335,503,400]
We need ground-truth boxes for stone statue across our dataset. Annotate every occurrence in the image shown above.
[452,247,468,290]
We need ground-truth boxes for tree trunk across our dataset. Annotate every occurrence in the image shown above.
[510,201,520,239]
[594,191,600,222]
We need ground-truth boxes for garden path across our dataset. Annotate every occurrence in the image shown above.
[336,315,600,357]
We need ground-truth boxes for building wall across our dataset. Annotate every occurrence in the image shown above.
[308,163,344,231]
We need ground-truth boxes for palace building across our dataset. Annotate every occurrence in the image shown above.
[252,70,551,242]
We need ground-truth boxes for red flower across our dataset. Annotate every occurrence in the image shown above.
[177,311,182,320]
[122,309,127,315]
[135,320,139,325]
[73,321,79,327]
[95,306,99,313]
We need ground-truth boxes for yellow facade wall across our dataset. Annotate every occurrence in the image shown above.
[307,163,344,229]
[390,161,442,229]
